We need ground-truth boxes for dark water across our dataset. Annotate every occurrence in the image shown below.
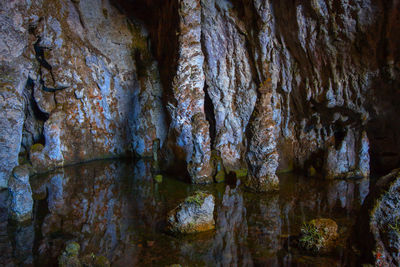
[0,159,370,266]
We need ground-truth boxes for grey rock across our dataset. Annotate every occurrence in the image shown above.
[167,0,212,183]
[167,191,215,234]
[324,129,370,179]
[201,0,257,170]
[357,168,400,266]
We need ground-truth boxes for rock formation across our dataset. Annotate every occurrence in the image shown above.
[167,191,215,234]
[0,0,399,190]
[357,168,400,266]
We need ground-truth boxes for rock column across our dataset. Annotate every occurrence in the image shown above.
[245,78,279,192]
[169,0,212,183]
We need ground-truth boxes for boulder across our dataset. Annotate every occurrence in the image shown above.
[167,191,215,234]
[356,168,400,266]
[8,165,33,222]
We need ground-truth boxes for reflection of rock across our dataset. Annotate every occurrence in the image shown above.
[357,168,400,266]
[247,192,281,265]
[167,191,215,234]
[299,218,338,253]
[10,222,35,265]
[0,190,13,266]
[8,165,33,222]
[213,184,253,266]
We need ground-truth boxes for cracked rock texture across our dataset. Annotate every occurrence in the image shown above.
[0,0,167,186]
[357,168,400,266]
[1,0,400,188]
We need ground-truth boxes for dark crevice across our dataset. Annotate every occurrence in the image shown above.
[33,38,69,92]
[333,126,346,150]
[20,78,48,156]
[203,83,216,148]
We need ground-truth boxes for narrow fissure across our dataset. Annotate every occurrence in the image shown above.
[203,83,216,149]
[20,78,48,159]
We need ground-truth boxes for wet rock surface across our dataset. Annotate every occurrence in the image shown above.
[1,0,399,185]
[357,168,400,266]
[0,159,374,266]
[167,191,215,234]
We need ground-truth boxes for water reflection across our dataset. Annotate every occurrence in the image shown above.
[1,160,370,266]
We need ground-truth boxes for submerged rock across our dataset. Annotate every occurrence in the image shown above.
[8,165,33,222]
[299,218,338,253]
[167,191,215,234]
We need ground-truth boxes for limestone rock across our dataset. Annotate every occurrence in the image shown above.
[167,191,215,234]
[245,79,279,192]
[8,165,33,222]
[324,129,370,179]
[201,0,257,170]
[357,169,400,266]
[167,0,212,183]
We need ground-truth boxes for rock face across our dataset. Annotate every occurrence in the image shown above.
[167,191,215,234]
[0,0,167,185]
[8,165,33,222]
[167,0,213,183]
[357,169,400,266]
[245,78,279,191]
[1,0,400,187]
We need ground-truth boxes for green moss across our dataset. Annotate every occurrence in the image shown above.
[30,143,44,153]
[185,191,207,206]
[154,174,163,183]
[308,165,317,177]
[389,217,400,235]
[102,8,108,19]
[299,222,323,252]
[234,169,248,178]
[215,170,225,183]
[94,255,110,267]
[65,242,80,257]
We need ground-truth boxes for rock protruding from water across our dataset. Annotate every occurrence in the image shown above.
[245,78,279,192]
[357,168,400,266]
[8,165,33,222]
[299,218,338,253]
[167,0,213,184]
[167,191,215,234]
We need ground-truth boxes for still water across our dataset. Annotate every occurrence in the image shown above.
[0,159,370,266]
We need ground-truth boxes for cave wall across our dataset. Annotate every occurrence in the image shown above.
[1,0,399,189]
[0,0,167,188]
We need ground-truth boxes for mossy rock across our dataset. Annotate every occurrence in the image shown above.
[308,165,317,177]
[65,242,80,257]
[153,174,163,183]
[233,169,248,178]
[185,191,208,206]
[299,218,338,253]
[94,255,110,267]
[30,143,44,153]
